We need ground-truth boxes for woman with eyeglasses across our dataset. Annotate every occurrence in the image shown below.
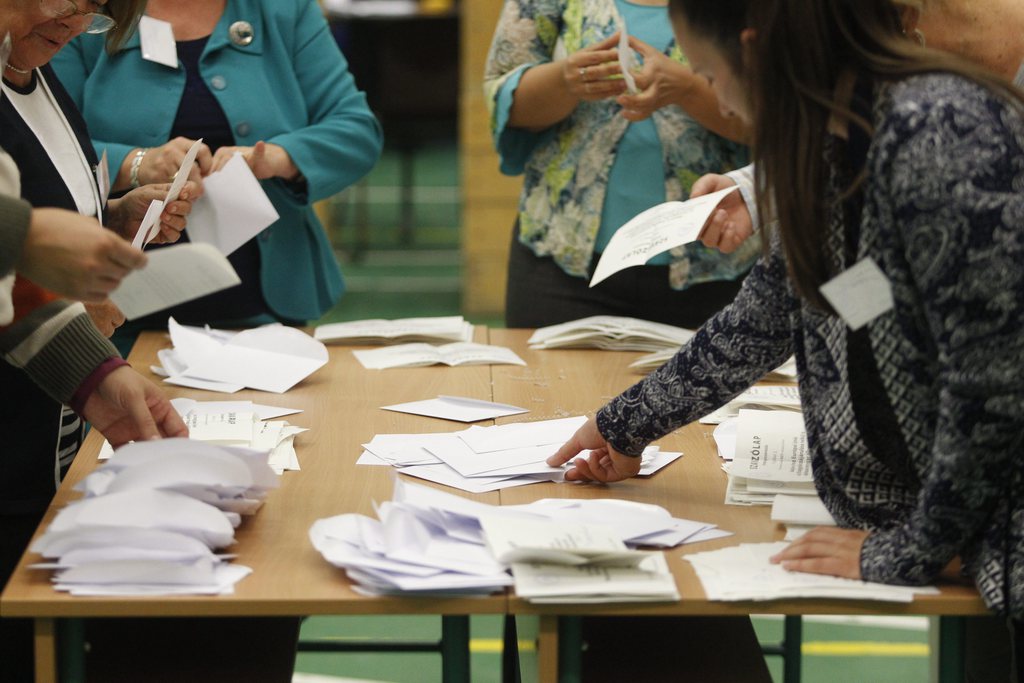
[548,0,1024,677]
[52,0,383,356]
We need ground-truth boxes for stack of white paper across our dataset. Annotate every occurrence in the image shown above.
[98,399,307,474]
[314,316,474,345]
[310,479,716,600]
[699,385,802,425]
[356,416,683,494]
[153,318,328,393]
[30,439,279,595]
[528,316,694,352]
[78,438,278,515]
[309,479,513,597]
[724,410,816,506]
[352,342,525,369]
[686,542,939,602]
[771,494,837,540]
[511,554,679,603]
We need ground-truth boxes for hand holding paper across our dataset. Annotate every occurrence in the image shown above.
[590,186,739,286]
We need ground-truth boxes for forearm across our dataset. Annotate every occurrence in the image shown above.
[507,61,579,132]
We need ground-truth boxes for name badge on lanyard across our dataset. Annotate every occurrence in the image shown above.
[138,16,178,69]
[819,257,895,330]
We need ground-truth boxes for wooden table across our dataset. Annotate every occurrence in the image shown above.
[0,329,989,683]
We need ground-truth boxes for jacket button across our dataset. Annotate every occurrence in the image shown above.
[236,121,251,137]
[210,75,227,90]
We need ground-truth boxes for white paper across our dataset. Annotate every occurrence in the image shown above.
[529,315,693,352]
[457,416,586,453]
[164,137,204,206]
[111,242,240,319]
[314,316,473,345]
[179,324,328,393]
[138,16,178,68]
[130,199,164,249]
[481,516,643,566]
[590,187,739,286]
[819,257,895,330]
[97,149,110,208]
[186,154,279,256]
[511,552,678,603]
[353,342,525,369]
[381,396,528,422]
[770,494,836,527]
[731,409,811,483]
[686,542,938,603]
[616,17,639,94]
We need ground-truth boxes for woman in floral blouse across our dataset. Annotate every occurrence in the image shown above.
[485,0,756,329]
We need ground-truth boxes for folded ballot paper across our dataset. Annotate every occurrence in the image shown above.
[353,342,525,370]
[771,494,837,541]
[309,479,719,599]
[356,416,684,494]
[590,186,739,286]
[723,409,817,506]
[314,316,474,345]
[30,439,279,596]
[686,542,939,603]
[528,315,695,352]
[153,317,328,393]
[700,384,802,425]
[98,399,306,474]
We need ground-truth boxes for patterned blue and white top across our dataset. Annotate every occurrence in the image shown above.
[483,0,758,290]
[595,74,1024,618]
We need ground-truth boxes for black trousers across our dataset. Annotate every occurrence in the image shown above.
[505,230,746,329]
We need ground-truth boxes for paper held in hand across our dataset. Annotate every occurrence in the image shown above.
[110,243,240,320]
[590,186,739,287]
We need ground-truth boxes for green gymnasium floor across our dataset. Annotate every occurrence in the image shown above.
[295,142,935,682]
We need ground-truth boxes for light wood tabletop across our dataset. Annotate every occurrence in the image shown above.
[0,327,989,683]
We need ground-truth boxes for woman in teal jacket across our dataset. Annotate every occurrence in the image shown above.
[53,0,382,338]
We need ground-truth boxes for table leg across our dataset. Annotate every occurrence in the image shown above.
[937,616,966,683]
[538,616,559,683]
[34,618,57,683]
[440,615,470,683]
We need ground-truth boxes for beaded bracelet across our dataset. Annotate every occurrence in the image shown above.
[129,148,148,188]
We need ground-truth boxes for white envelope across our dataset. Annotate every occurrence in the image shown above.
[381,396,528,422]
[186,154,279,256]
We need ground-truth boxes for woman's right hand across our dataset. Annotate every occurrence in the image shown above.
[561,33,628,102]
[692,174,754,253]
[136,137,213,187]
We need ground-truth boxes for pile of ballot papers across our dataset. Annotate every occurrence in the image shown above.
[314,316,474,345]
[97,399,306,474]
[721,408,815,506]
[357,415,683,493]
[685,542,938,602]
[353,342,526,370]
[771,494,837,540]
[527,315,695,352]
[30,439,279,596]
[152,318,328,393]
[309,479,725,600]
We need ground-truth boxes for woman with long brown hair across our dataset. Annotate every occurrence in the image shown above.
[549,0,1024,677]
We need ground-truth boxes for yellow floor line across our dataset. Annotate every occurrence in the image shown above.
[802,641,929,657]
[469,639,535,654]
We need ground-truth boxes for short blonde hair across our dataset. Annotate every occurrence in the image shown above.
[105,0,146,52]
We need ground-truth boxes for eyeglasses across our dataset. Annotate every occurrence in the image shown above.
[38,0,116,34]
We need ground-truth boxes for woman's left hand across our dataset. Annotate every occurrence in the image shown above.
[769,527,869,579]
[106,181,200,244]
[209,141,299,181]
[616,36,702,121]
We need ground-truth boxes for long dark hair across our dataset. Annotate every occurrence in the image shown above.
[105,0,146,52]
[670,0,1023,309]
